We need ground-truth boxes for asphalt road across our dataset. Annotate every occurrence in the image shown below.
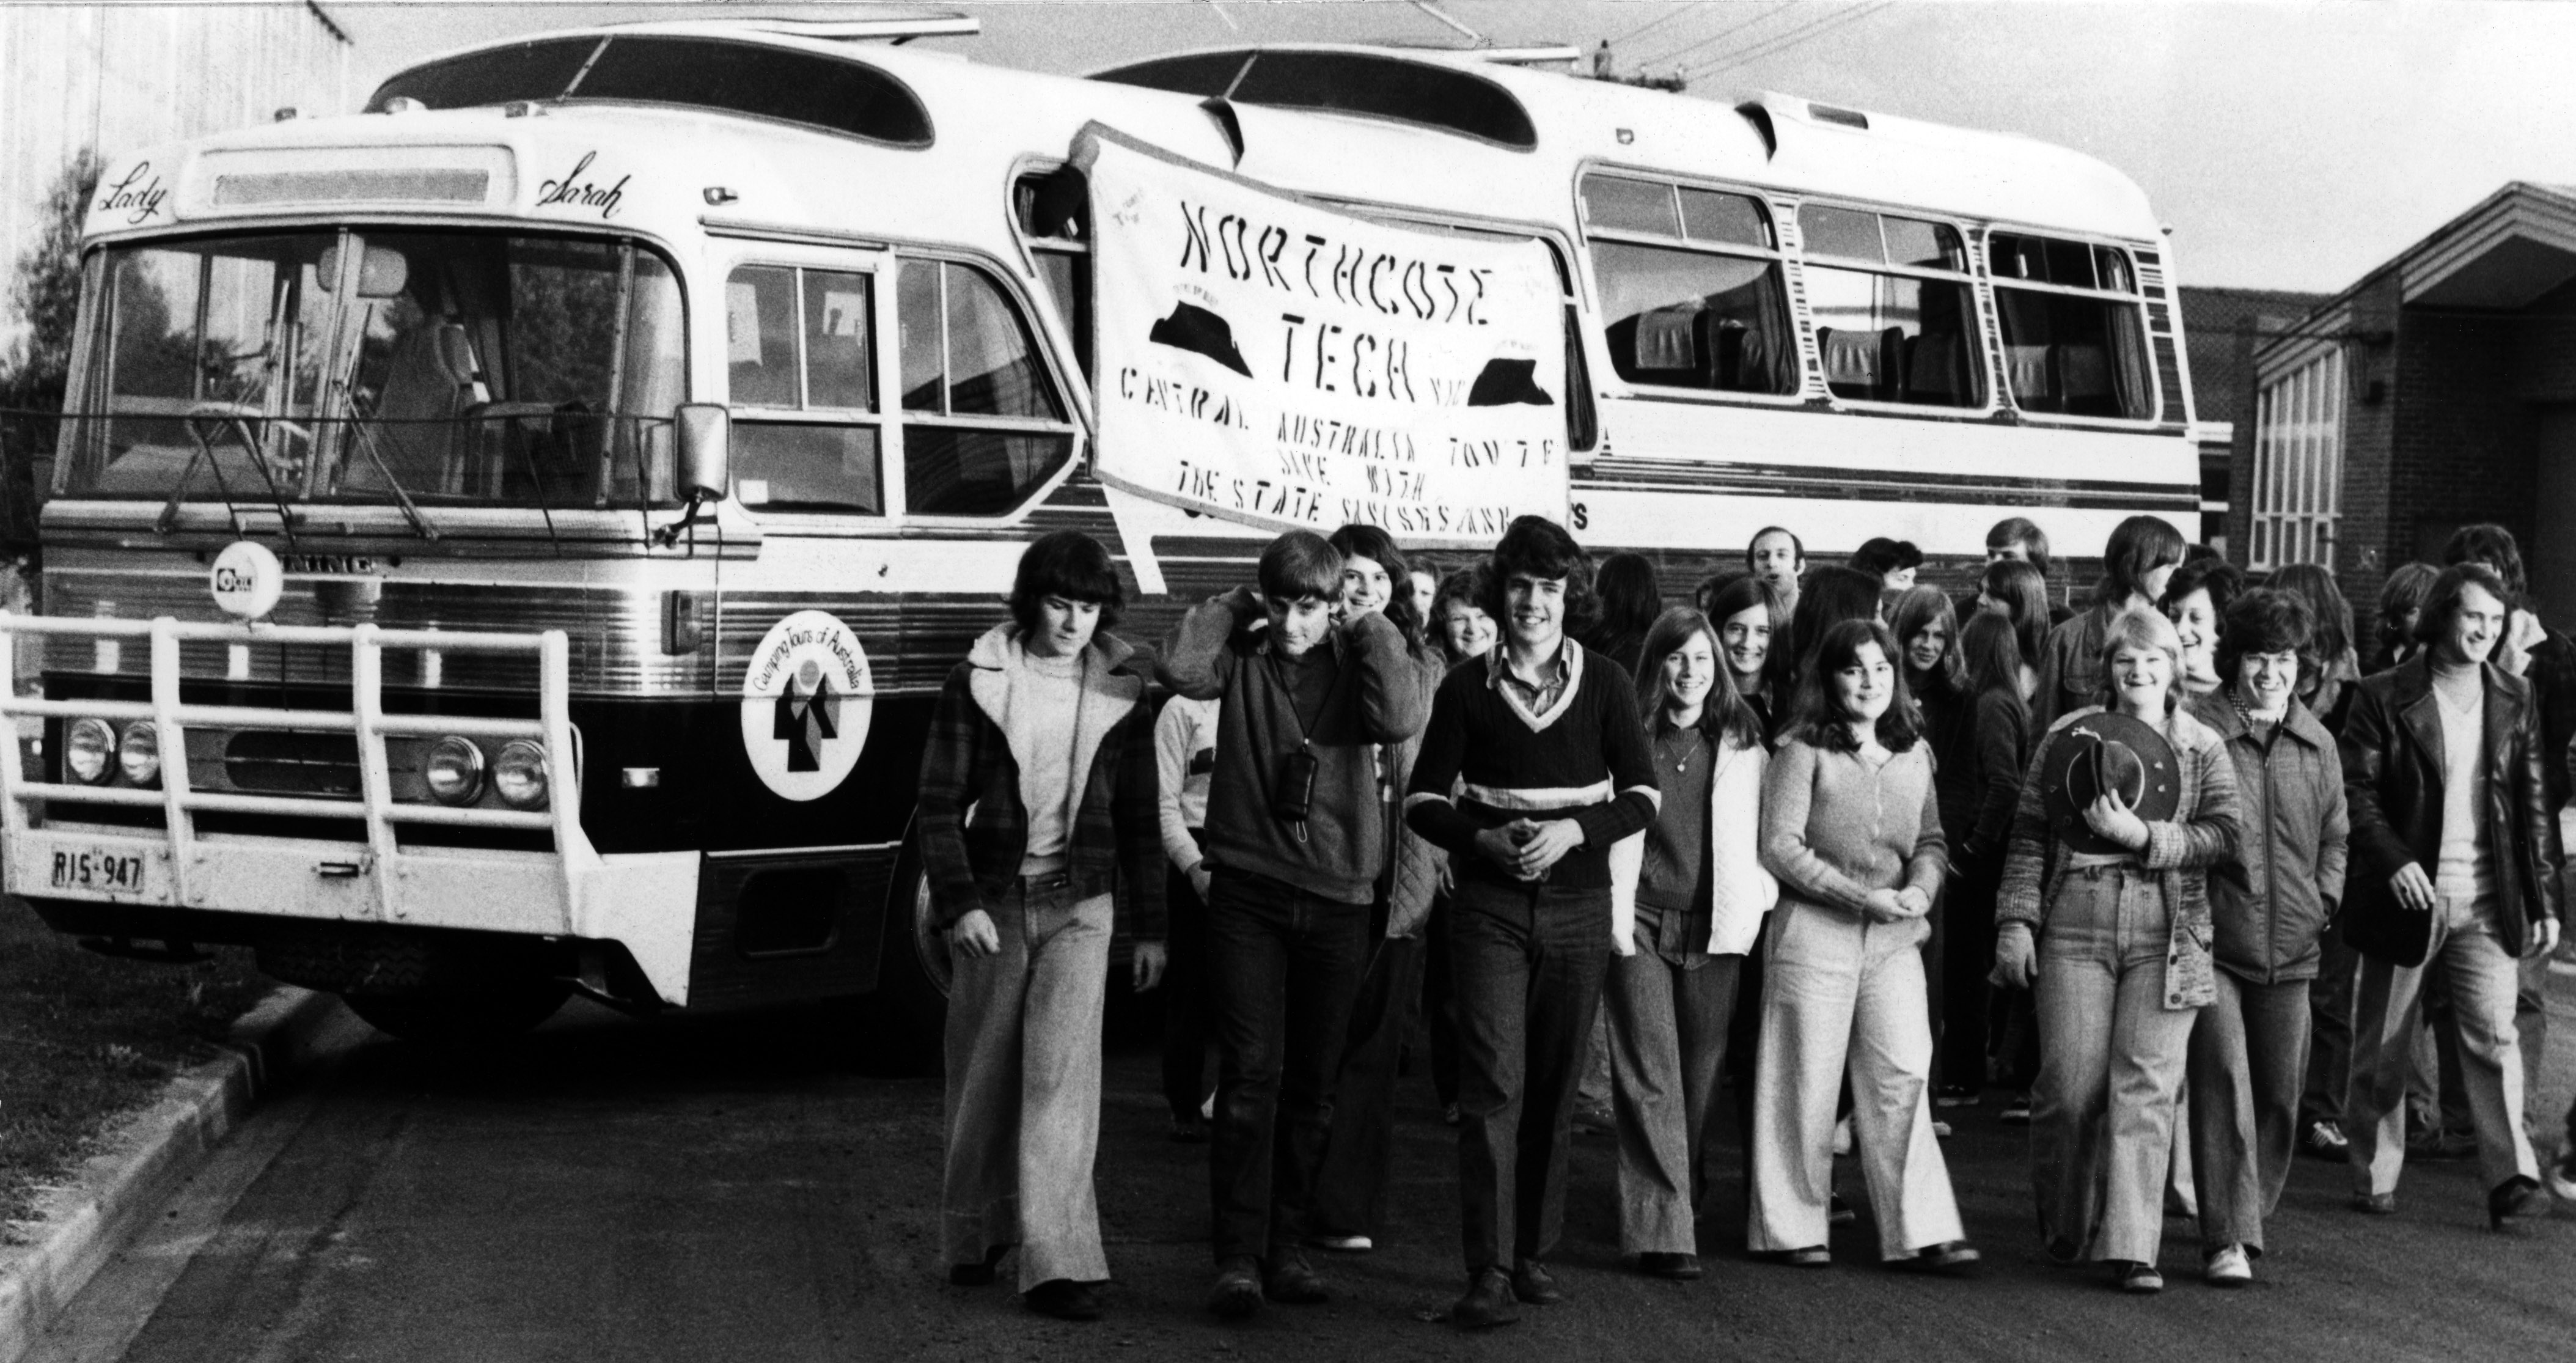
[29,972,2576,1363]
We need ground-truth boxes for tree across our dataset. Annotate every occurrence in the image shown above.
[2,147,104,413]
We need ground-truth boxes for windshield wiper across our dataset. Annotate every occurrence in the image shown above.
[156,408,256,539]
[337,399,442,542]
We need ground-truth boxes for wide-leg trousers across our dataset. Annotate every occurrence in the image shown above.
[2345,894,2539,1198]
[1748,900,1964,1261]
[941,883,1114,1290]
[1604,931,1740,1254]
[2185,972,2311,1256]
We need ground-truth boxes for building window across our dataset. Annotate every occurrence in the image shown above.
[1580,174,1797,397]
[2250,348,2344,570]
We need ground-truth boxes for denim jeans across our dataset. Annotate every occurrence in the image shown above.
[2185,972,2310,1255]
[1605,917,1740,1254]
[1448,878,1612,1273]
[1310,924,1429,1241]
[2031,864,2197,1266]
[1203,866,1371,1263]
[2346,892,2539,1196]
[1162,859,1213,1123]
[1749,900,1964,1260]
[941,883,1113,1290]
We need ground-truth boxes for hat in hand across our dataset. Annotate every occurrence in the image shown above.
[2039,711,2180,855]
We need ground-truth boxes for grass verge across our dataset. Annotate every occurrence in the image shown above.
[0,895,268,1232]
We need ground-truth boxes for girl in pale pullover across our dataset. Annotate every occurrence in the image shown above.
[1750,617,1976,1272]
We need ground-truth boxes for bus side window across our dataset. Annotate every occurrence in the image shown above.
[1015,167,1093,378]
[1986,232,2154,421]
[897,259,1075,517]
[1797,205,1984,409]
[1580,175,1797,398]
[725,264,885,515]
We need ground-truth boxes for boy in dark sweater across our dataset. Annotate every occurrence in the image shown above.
[1159,531,1429,1318]
[1406,515,1659,1328]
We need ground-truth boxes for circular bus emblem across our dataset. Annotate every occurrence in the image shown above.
[739,611,873,801]
[209,540,283,620]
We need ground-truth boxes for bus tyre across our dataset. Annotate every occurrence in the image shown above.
[857,840,949,1077]
[342,979,572,1046]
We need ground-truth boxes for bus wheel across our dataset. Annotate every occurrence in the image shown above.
[856,839,949,1076]
[343,979,571,1046]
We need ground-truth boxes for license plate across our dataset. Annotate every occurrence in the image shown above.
[49,844,150,894]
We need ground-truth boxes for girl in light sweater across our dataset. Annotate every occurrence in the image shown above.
[1750,618,1976,1271]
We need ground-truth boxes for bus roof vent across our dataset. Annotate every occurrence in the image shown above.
[1093,49,1538,151]
[369,35,934,147]
[1807,103,1870,130]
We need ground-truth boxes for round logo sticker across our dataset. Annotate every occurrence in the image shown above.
[208,540,283,620]
[739,611,873,801]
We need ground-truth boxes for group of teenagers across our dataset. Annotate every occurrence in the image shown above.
[911,505,2575,1327]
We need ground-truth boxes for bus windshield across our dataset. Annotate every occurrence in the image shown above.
[57,229,687,512]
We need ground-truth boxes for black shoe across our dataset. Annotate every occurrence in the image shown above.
[949,1243,1009,1286]
[1169,1114,1211,1144]
[1510,1258,1563,1305]
[1911,1240,1980,1274]
[1208,1256,1263,1318]
[1637,1252,1703,1280]
[1934,1085,1981,1109]
[1263,1248,1330,1304]
[2489,1175,2552,1231]
[1023,1279,1103,1321]
[1829,1194,1857,1225]
[1451,1268,1521,1329]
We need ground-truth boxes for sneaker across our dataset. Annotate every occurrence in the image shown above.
[2546,1151,2576,1205]
[2300,1119,2348,1160]
[1913,1240,1980,1273]
[1450,1268,1521,1329]
[1443,1103,1463,1127]
[2204,1245,2252,1288]
[1022,1279,1104,1321]
[2114,1261,2163,1294]
[1931,1120,1953,1139]
[1935,1085,1981,1109]
[1263,1249,1330,1305]
[1207,1257,1263,1318]
[1308,1233,1372,1254]
[1999,1095,2033,1125]
[1572,1103,1617,1137]
[1832,1115,1854,1156]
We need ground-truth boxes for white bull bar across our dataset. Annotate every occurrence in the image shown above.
[0,614,703,1004]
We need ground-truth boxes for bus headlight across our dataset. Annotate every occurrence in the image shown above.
[65,718,114,784]
[422,736,485,806]
[116,723,161,788]
[492,740,548,810]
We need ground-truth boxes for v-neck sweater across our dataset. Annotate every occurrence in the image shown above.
[1404,641,1660,890]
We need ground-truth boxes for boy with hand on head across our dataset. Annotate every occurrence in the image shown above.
[1158,531,1431,1320]
[1405,515,1661,1329]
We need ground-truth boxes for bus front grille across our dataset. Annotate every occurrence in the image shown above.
[224,730,362,796]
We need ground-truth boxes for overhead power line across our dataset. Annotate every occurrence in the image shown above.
[1685,0,1894,81]
[1606,3,1697,48]
[1635,0,1804,73]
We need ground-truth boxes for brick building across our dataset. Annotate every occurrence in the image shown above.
[2228,182,2576,625]
[2178,286,2327,554]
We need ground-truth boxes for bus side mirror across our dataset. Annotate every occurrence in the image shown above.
[674,403,730,502]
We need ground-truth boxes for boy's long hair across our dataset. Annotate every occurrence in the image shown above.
[1890,585,1963,702]
[1959,611,2028,738]
[1788,618,1923,754]
[1008,529,1125,636]
[1981,558,2051,669]
[2093,515,2186,610]
[1259,531,1345,604]
[1634,606,1763,750]
[1478,515,1599,637]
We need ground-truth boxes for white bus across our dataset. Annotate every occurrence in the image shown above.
[9,20,2195,1053]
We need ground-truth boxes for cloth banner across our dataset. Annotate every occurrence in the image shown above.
[1074,123,1568,545]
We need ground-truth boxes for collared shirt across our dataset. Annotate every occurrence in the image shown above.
[1488,637,1572,718]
